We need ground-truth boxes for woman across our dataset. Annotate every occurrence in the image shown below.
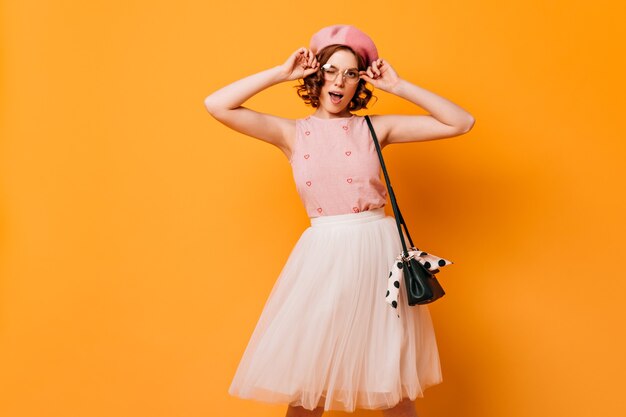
[204,25,474,417]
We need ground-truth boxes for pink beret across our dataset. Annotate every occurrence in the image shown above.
[309,24,379,67]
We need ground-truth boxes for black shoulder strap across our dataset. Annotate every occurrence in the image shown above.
[364,115,417,256]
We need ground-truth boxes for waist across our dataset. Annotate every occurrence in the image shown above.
[310,207,387,228]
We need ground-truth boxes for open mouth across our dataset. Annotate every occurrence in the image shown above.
[329,92,344,104]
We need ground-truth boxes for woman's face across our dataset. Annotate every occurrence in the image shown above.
[317,49,360,117]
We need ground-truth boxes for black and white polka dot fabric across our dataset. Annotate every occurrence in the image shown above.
[385,249,453,317]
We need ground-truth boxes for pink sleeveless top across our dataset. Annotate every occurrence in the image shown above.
[289,114,387,218]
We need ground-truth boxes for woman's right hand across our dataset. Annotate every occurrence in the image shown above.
[278,47,320,81]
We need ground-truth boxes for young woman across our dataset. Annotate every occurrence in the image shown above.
[204,25,474,417]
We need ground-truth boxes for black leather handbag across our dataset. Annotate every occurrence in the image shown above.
[364,115,448,305]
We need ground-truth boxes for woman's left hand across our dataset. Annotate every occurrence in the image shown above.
[359,59,400,92]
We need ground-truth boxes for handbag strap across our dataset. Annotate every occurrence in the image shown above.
[364,115,416,257]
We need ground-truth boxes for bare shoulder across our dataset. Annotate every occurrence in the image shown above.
[366,113,472,146]
[363,114,393,148]
[207,106,296,160]
[260,112,296,159]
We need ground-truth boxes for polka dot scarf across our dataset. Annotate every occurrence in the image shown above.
[385,249,453,317]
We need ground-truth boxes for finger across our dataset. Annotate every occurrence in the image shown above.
[305,62,320,77]
[293,48,305,64]
[302,51,310,68]
[359,74,374,84]
[372,61,381,76]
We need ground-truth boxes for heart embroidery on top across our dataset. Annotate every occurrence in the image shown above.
[317,207,322,213]
[305,131,311,136]
[346,178,353,183]
[345,151,351,156]
[304,154,310,159]
[306,181,312,186]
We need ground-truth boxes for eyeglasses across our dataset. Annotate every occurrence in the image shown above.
[321,64,360,84]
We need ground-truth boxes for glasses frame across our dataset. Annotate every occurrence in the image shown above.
[320,63,361,84]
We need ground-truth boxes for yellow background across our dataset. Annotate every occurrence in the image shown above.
[1,1,625,416]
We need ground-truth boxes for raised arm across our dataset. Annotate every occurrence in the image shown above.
[203,48,319,159]
[359,59,475,147]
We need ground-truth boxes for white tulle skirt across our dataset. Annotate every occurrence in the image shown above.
[228,208,443,412]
